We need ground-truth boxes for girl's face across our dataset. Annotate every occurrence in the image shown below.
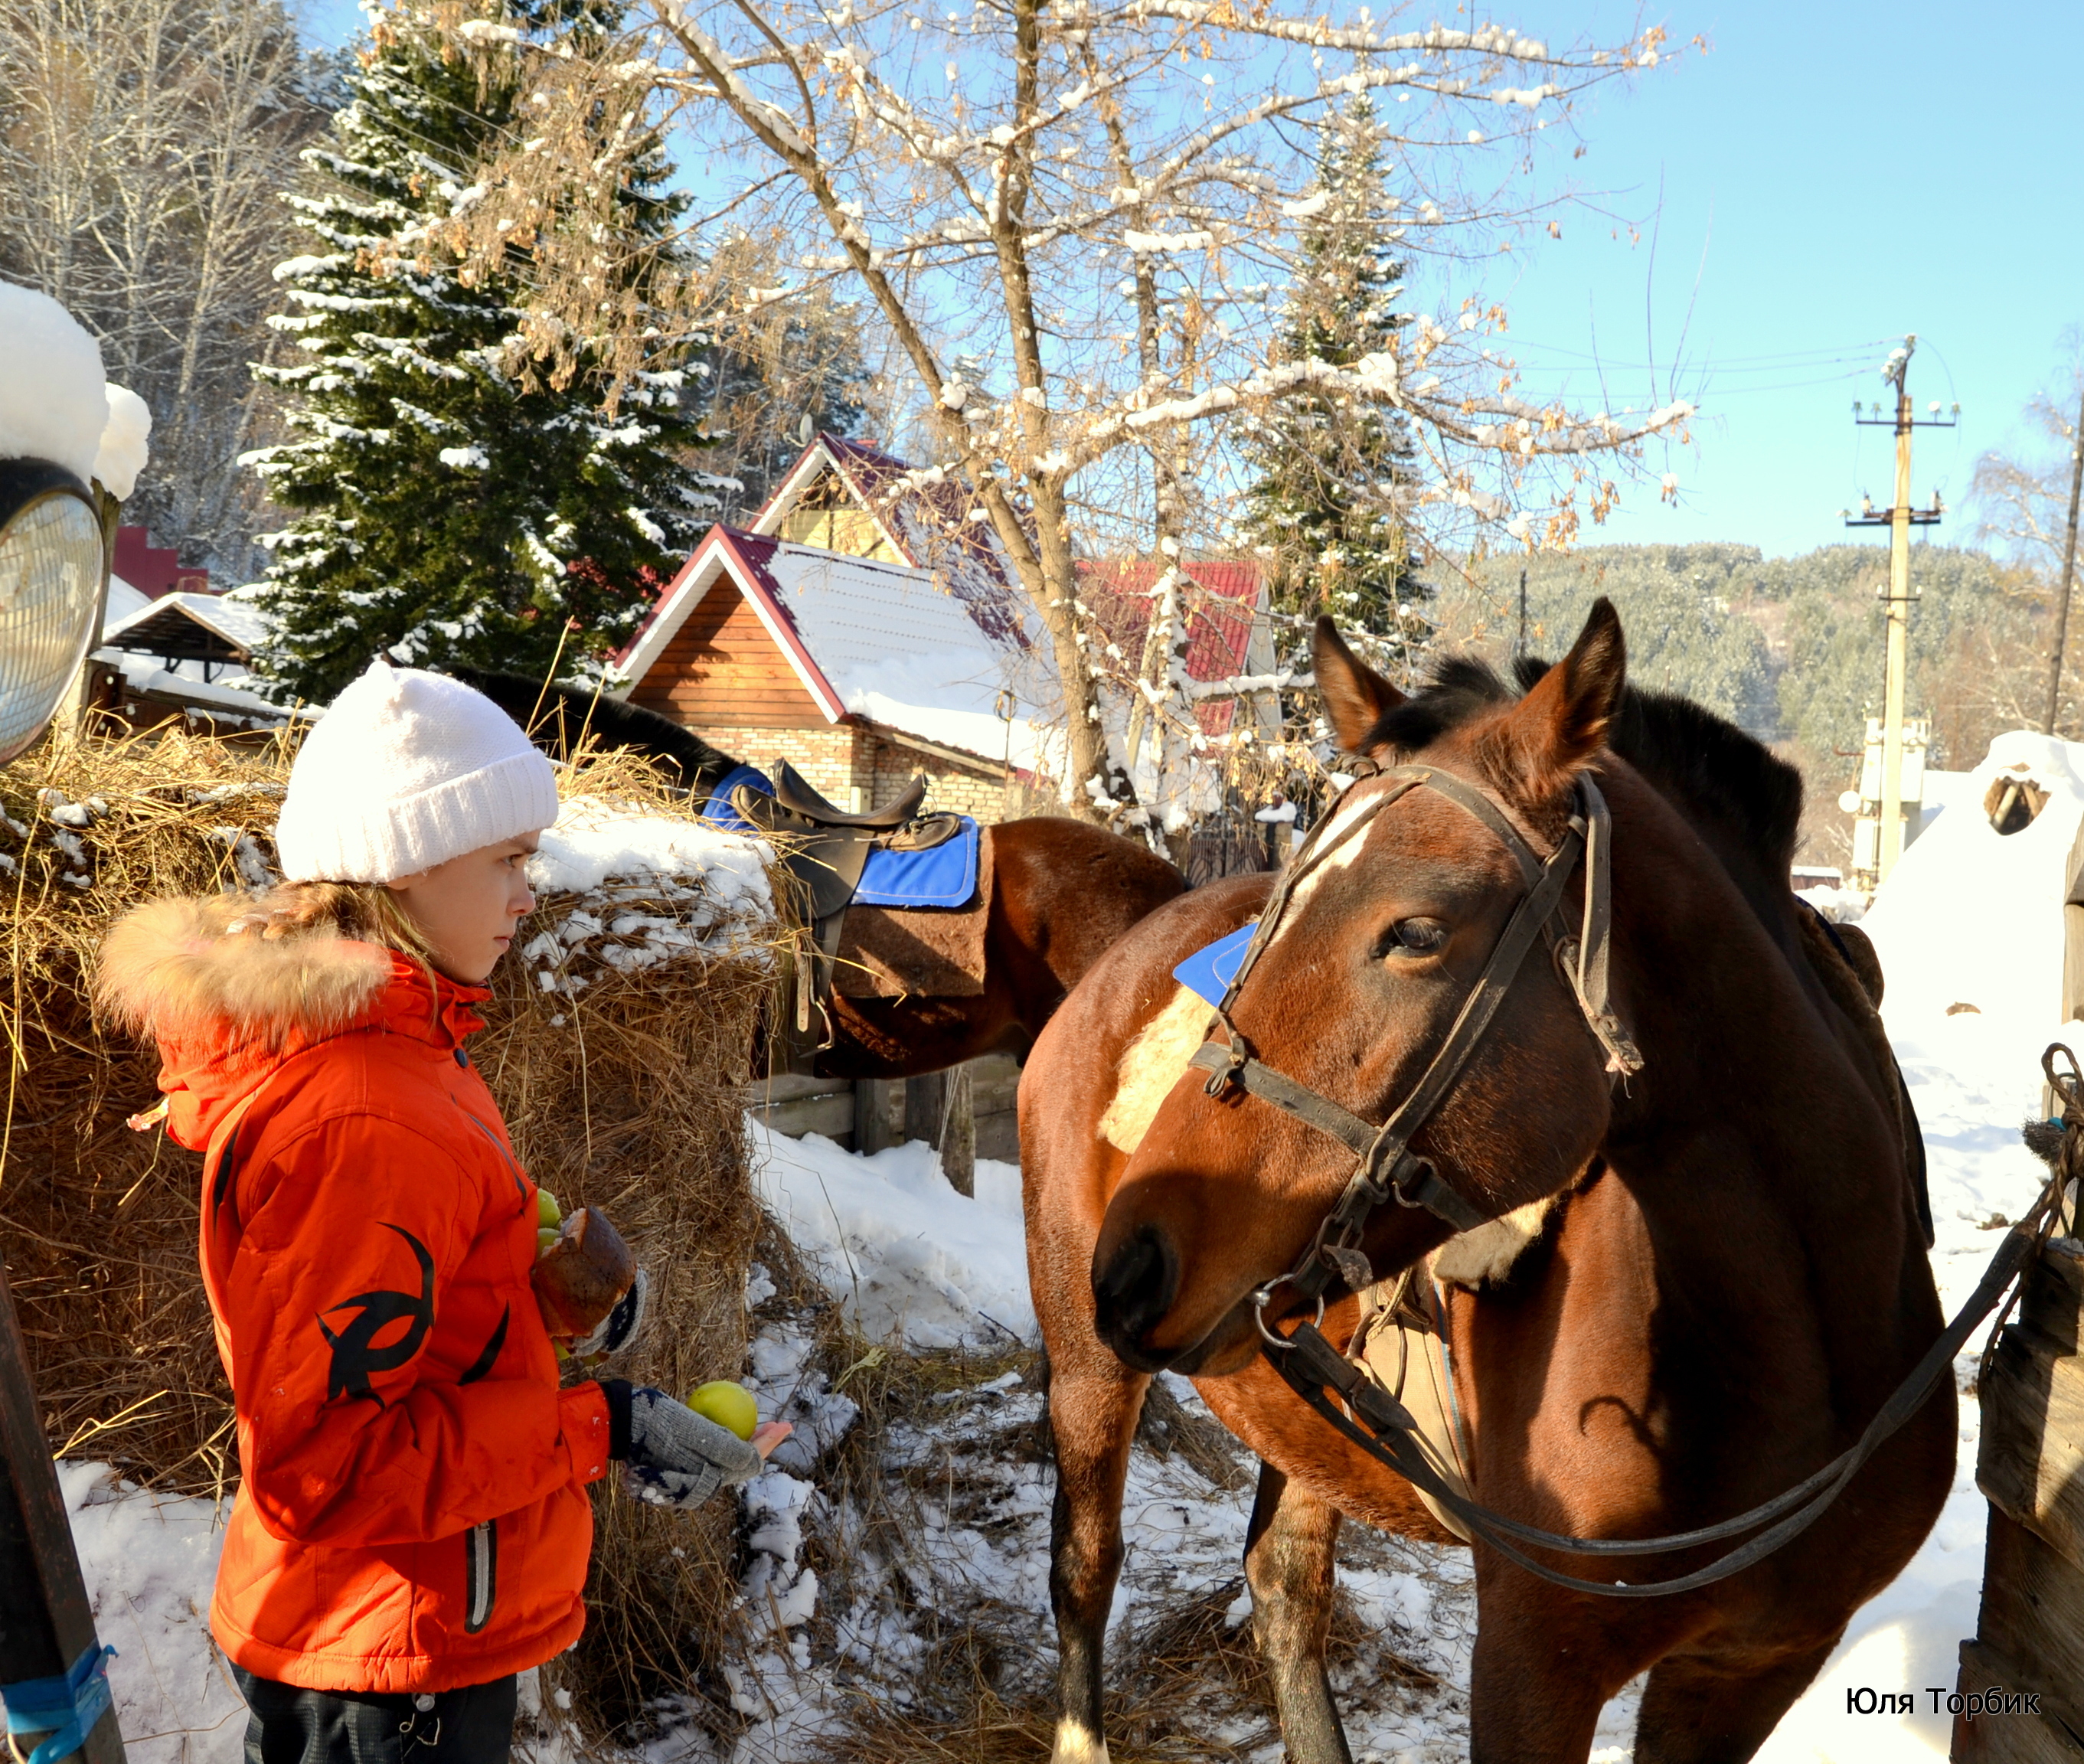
[384,832,541,984]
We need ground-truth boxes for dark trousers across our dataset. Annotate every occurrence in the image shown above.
[233,1668,518,1764]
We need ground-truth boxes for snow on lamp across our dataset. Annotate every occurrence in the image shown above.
[0,282,151,764]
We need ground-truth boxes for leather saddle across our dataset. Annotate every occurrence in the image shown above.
[728,760,960,1035]
[772,760,925,829]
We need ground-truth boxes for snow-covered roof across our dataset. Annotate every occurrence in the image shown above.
[102,590,269,658]
[92,648,299,727]
[619,525,1057,772]
[751,433,1034,652]
[103,573,150,629]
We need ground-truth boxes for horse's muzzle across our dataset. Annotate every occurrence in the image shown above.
[1091,1224,1182,1370]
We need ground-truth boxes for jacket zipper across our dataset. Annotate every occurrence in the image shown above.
[464,1520,498,1632]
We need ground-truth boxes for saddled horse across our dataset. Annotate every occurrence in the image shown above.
[455,668,1186,1079]
[1021,602,1950,1762]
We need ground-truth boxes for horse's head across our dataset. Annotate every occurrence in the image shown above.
[1091,599,1632,1374]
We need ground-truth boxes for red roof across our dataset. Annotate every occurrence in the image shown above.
[1077,560,1268,737]
[1076,560,1265,684]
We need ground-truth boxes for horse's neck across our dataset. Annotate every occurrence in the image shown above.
[1602,812,1926,1374]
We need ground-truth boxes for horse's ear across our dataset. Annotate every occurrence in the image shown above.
[1312,617,1406,753]
[1482,597,1626,801]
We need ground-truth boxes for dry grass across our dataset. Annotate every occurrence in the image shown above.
[0,724,773,1746]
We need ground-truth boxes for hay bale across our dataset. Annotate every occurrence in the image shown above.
[0,729,776,1738]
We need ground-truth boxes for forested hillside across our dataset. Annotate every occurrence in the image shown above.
[1423,540,2056,863]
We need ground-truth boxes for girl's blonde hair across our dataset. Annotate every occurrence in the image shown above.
[242,879,440,975]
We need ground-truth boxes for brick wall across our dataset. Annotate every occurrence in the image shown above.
[867,733,1010,822]
[688,721,868,807]
[682,720,1013,822]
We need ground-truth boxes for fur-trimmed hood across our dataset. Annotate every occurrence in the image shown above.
[96,892,489,1150]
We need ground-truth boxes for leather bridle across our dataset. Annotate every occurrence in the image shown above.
[1157,761,2069,1598]
[1186,763,1642,1321]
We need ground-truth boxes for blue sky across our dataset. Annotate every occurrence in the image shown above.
[298,0,2084,559]
[1485,0,2084,554]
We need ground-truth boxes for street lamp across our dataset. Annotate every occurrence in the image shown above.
[0,456,110,763]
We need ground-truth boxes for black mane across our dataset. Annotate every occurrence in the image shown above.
[1512,656,1805,881]
[1357,649,1805,886]
[450,668,740,798]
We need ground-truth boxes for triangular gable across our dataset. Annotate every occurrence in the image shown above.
[751,433,1033,654]
[751,434,909,564]
[616,525,848,721]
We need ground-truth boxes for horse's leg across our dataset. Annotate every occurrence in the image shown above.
[1466,1599,1622,1763]
[1632,1640,1841,1764]
[1047,1351,1148,1764]
[1243,1462,1352,1764]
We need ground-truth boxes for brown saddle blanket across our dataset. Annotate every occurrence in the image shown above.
[832,827,995,999]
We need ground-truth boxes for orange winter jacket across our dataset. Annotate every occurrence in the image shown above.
[97,897,611,1693]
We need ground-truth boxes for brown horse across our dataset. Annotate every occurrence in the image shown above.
[811,813,1187,1078]
[454,670,1185,1079]
[1020,601,1950,1763]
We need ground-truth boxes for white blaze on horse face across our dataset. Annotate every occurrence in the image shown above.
[1099,984,1218,1155]
[1050,1717,1111,1764]
[1264,786,1381,946]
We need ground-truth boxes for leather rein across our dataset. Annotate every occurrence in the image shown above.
[1180,763,2063,1597]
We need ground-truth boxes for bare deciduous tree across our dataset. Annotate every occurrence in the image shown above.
[0,0,333,573]
[428,0,1695,816]
[1973,339,2084,736]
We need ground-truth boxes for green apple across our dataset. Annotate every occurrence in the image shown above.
[536,1188,561,1229]
[537,1227,560,1254]
[686,1380,759,1441]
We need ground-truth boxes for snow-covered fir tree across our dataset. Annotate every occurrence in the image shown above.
[1242,94,1425,671]
[243,0,718,704]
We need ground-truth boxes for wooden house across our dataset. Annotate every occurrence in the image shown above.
[80,587,291,737]
[617,433,1280,820]
[614,518,1052,822]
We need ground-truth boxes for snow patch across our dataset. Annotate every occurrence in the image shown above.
[0,281,111,488]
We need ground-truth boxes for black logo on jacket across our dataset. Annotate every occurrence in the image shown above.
[318,1223,434,1405]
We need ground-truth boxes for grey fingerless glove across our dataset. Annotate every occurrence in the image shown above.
[600,1379,762,1510]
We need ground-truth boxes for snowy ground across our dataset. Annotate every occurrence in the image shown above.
[63,729,2084,1762]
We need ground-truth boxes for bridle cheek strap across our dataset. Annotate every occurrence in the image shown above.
[1186,766,1638,1269]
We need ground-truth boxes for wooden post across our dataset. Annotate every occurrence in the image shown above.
[0,1261,126,1764]
[854,1077,895,1155]
[940,1064,975,1199]
[905,1069,946,1149]
[1956,1236,2084,1760]
[2064,815,2084,1028]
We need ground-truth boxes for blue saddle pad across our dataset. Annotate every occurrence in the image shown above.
[699,763,773,834]
[856,818,980,910]
[1173,922,1259,1006]
[701,765,981,910]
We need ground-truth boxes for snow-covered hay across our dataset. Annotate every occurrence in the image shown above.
[0,728,778,1740]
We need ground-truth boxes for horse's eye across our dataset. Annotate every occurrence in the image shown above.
[1398,920,1447,953]
[1388,918,1447,956]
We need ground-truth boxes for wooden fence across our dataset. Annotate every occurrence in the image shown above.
[1955,1233,2084,1759]
[749,1053,1023,1192]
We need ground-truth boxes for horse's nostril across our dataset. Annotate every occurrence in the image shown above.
[1092,1225,1179,1353]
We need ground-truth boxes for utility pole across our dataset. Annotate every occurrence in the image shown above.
[2040,382,2084,736]
[1845,335,1955,884]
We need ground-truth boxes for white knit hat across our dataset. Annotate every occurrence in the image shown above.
[275,661,560,884]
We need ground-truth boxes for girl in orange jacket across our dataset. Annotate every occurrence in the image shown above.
[98,662,786,1764]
